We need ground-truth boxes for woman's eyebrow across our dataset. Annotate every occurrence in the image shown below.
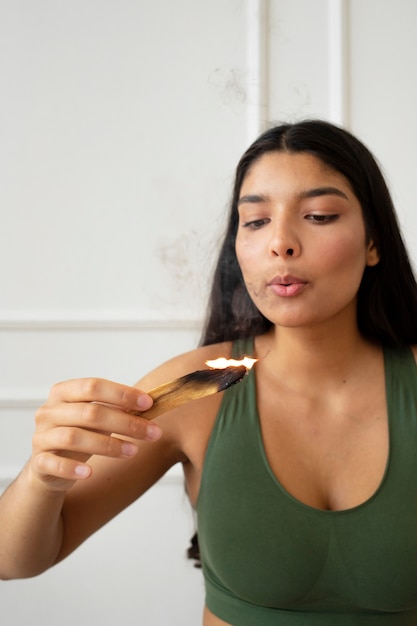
[299,186,349,200]
[237,194,267,206]
[238,187,349,207]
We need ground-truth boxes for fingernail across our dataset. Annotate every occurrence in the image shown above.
[136,394,153,411]
[75,465,91,478]
[121,442,138,457]
[146,424,162,441]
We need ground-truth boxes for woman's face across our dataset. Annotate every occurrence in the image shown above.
[235,151,379,330]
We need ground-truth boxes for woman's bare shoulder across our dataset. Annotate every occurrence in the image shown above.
[135,341,234,391]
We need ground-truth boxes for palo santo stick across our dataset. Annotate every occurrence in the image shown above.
[132,365,248,420]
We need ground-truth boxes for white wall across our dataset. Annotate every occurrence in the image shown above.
[1,1,417,624]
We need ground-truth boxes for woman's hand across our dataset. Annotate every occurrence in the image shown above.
[30,378,162,492]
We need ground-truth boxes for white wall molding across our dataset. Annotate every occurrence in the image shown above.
[0,393,46,409]
[0,311,202,331]
[246,0,269,142]
[328,0,349,126]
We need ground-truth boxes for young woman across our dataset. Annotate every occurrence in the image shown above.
[2,120,417,625]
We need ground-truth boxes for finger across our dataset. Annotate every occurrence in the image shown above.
[32,451,93,484]
[32,427,139,460]
[48,378,153,412]
[35,401,161,441]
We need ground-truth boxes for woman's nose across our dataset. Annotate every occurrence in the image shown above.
[269,221,300,257]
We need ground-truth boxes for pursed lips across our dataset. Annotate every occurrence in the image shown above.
[267,275,308,297]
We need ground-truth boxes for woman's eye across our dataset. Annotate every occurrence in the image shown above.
[307,214,339,224]
[242,218,270,230]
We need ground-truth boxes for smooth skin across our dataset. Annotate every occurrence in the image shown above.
[0,153,405,626]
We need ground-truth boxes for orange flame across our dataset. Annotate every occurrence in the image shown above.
[205,356,257,370]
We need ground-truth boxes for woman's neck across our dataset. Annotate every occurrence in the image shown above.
[255,323,380,396]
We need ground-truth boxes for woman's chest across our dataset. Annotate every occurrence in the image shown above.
[258,386,389,511]
[196,371,417,614]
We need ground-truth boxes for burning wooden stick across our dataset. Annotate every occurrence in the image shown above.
[132,357,256,420]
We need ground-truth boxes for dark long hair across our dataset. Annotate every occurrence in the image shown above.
[200,119,417,347]
[187,119,417,567]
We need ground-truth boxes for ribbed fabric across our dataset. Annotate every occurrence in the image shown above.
[197,338,417,624]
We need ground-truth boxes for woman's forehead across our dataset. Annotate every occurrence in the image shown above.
[239,151,353,197]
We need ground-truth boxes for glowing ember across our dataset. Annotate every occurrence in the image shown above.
[205,356,257,370]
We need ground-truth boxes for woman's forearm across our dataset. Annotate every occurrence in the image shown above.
[0,464,65,580]
[0,377,162,580]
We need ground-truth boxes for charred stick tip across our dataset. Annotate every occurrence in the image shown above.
[132,365,249,420]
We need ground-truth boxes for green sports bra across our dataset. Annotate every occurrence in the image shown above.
[197,338,417,625]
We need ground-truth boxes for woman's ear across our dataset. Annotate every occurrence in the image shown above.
[366,239,380,267]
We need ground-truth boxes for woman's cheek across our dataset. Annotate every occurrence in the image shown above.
[236,237,258,271]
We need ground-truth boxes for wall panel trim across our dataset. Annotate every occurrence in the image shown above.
[328,0,349,126]
[246,0,269,141]
[0,394,46,409]
[0,311,202,331]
